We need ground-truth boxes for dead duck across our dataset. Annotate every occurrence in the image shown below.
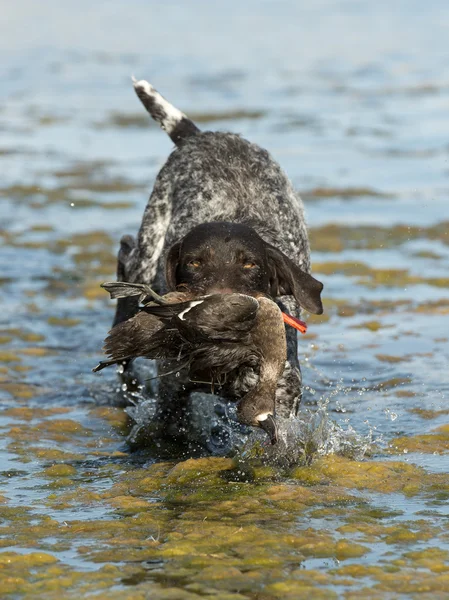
[93,282,304,443]
[93,282,260,372]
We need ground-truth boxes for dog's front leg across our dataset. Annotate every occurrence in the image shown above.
[154,367,193,442]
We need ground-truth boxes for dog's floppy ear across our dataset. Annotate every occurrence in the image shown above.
[266,246,324,314]
[165,241,182,290]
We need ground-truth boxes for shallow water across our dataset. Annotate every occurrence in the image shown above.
[1,1,449,597]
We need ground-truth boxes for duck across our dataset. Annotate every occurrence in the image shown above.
[93,282,260,370]
[93,282,307,443]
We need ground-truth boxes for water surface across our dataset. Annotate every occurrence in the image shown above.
[1,1,449,598]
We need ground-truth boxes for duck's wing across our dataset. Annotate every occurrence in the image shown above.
[190,342,261,375]
[103,311,164,357]
[141,299,196,320]
[188,294,259,340]
[93,327,193,373]
[142,294,259,341]
[94,311,182,371]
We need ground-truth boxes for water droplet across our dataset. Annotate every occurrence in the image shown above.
[121,383,128,392]
[117,364,124,374]
[384,408,398,421]
[70,202,75,207]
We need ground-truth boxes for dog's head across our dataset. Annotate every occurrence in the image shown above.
[165,222,323,314]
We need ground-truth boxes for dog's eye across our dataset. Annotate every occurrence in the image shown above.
[187,260,201,268]
[243,262,257,269]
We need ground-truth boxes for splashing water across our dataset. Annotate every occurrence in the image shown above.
[123,378,376,466]
[241,399,377,467]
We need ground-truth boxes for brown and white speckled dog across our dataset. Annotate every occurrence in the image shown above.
[113,78,323,439]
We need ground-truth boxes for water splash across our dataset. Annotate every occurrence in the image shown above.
[123,382,376,465]
[240,399,377,467]
[384,408,398,421]
[126,397,157,446]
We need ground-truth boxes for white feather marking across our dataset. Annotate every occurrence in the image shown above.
[256,412,272,422]
[178,300,204,321]
[133,78,186,133]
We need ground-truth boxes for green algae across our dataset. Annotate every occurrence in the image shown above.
[0,351,22,363]
[47,317,82,327]
[0,180,145,207]
[42,464,77,478]
[2,57,449,600]
[1,229,448,598]
[303,186,389,200]
[409,408,449,420]
[290,454,436,494]
[0,303,446,595]
[1,447,448,598]
[388,424,449,454]
[0,382,41,400]
[309,221,449,252]
[413,250,443,259]
[19,347,54,357]
[312,260,449,289]
[3,407,71,420]
[0,329,45,343]
[375,354,411,363]
[313,261,375,276]
[351,320,393,332]
[95,109,266,129]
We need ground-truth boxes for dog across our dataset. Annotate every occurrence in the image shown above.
[112,78,323,441]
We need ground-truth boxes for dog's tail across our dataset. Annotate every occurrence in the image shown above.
[132,77,200,146]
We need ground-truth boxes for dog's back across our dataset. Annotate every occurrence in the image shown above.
[126,80,311,294]
[113,80,320,447]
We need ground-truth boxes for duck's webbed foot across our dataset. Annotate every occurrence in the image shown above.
[102,281,168,305]
[92,357,131,373]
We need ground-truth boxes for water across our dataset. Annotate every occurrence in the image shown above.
[1,1,449,597]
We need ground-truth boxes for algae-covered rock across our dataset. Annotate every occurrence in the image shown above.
[42,464,77,478]
[290,455,428,494]
[165,457,234,486]
[389,424,449,454]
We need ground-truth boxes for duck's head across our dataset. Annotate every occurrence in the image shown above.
[236,386,279,444]
[165,221,324,314]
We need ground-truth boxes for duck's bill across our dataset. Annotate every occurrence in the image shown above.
[282,312,308,334]
[257,413,278,445]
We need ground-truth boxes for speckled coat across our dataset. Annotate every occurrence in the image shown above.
[117,80,313,423]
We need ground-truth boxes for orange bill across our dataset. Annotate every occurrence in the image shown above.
[282,312,308,334]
